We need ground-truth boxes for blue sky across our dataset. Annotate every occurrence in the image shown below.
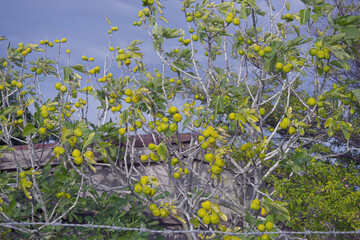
[0,0,305,65]
[0,0,306,124]
[0,0,186,123]
[0,0,182,67]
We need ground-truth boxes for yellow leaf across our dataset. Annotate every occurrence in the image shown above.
[249,121,260,132]
[86,157,97,164]
[156,142,169,161]
[88,164,97,173]
[324,117,333,128]
[135,109,146,122]
[26,192,32,200]
[237,114,246,124]
[286,106,293,116]
[299,128,305,136]
[219,212,227,221]
[159,16,168,24]
[211,204,221,213]
[233,227,241,231]
[28,171,41,176]
[175,215,187,224]
[25,97,35,107]
[149,176,159,187]
[156,2,163,14]
[105,16,111,26]
[137,87,151,94]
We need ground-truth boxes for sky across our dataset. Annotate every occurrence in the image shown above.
[0,0,183,68]
[0,0,184,124]
[0,0,305,66]
[0,0,305,124]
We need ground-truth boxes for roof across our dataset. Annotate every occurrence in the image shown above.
[0,133,193,170]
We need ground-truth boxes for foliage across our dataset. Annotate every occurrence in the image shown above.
[274,161,360,234]
[0,0,360,239]
[310,0,360,170]
[0,163,162,239]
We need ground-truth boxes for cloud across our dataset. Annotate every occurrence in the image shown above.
[111,0,138,12]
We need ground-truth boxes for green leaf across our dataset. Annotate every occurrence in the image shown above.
[329,33,346,44]
[24,43,44,52]
[152,22,158,36]
[330,60,350,70]
[293,150,307,162]
[98,142,112,148]
[311,13,320,23]
[299,8,310,25]
[291,164,302,173]
[163,28,182,39]
[292,25,300,36]
[22,123,36,137]
[119,110,129,126]
[4,200,17,214]
[181,116,192,132]
[337,15,360,26]
[264,197,290,221]
[244,210,255,225]
[328,125,334,137]
[207,26,223,33]
[72,64,89,75]
[63,67,73,82]
[287,36,306,47]
[217,2,233,10]
[98,148,107,159]
[350,89,360,105]
[148,16,156,27]
[329,46,351,61]
[0,106,15,117]
[0,145,9,151]
[190,217,200,228]
[8,200,16,212]
[341,26,360,38]
[128,39,144,48]
[153,193,165,201]
[286,3,290,11]
[217,35,229,46]
[340,121,352,131]
[109,146,117,158]
[210,95,224,120]
[228,87,243,96]
[240,5,249,20]
[326,13,336,29]
[291,149,313,167]
[342,129,350,140]
[254,5,266,16]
